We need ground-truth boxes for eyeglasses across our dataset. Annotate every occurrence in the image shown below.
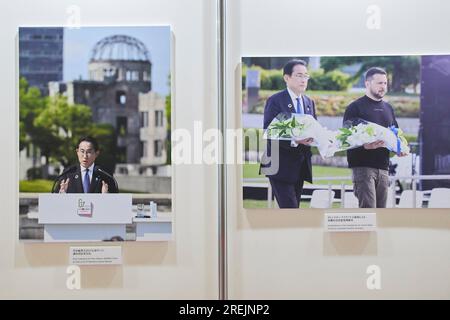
[293,73,310,80]
[78,149,95,156]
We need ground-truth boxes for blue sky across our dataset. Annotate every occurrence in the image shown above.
[64,26,170,96]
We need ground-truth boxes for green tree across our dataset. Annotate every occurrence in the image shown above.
[308,69,353,91]
[34,94,93,167]
[19,77,46,151]
[89,124,117,174]
[320,56,420,93]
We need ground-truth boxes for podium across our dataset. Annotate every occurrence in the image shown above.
[39,194,132,242]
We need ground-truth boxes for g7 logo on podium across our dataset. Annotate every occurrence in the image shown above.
[78,199,85,207]
[77,198,93,216]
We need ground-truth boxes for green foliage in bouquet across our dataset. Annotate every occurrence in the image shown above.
[335,127,353,148]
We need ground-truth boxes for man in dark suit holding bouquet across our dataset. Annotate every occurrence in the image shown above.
[260,59,317,208]
[53,136,119,194]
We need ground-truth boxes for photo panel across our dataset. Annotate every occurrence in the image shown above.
[242,55,450,209]
[18,26,173,242]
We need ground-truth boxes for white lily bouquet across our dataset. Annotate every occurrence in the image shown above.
[334,118,410,155]
[264,113,336,158]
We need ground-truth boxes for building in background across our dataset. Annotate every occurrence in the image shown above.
[19,27,64,178]
[139,91,167,169]
[50,35,167,171]
[19,27,63,96]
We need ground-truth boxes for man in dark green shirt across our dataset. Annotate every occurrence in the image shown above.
[343,67,407,208]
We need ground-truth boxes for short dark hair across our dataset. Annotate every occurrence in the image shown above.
[77,136,99,151]
[283,59,307,76]
[365,67,387,81]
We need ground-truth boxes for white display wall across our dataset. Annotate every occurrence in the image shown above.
[1,0,449,299]
[0,0,218,299]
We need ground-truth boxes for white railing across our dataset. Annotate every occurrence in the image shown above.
[388,175,450,208]
[243,175,450,208]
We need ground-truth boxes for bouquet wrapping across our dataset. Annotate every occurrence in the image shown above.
[334,118,410,155]
[264,113,336,158]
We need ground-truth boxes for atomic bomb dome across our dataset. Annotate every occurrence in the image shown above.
[90,35,150,61]
[88,35,152,83]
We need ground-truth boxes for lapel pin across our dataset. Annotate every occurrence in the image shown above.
[288,104,293,109]
[75,175,79,179]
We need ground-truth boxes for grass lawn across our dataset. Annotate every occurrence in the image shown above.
[243,163,352,184]
[312,165,352,185]
[20,179,54,192]
[243,199,272,209]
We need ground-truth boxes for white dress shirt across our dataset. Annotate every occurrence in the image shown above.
[287,87,304,114]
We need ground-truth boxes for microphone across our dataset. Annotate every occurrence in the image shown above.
[51,165,77,193]
[95,167,119,192]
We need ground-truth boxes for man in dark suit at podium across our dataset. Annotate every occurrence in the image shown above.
[260,59,316,208]
[53,136,119,194]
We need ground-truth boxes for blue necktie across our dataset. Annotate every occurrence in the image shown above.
[296,97,304,114]
[83,169,90,193]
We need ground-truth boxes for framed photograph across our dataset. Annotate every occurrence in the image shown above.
[18,26,173,241]
[242,55,450,209]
